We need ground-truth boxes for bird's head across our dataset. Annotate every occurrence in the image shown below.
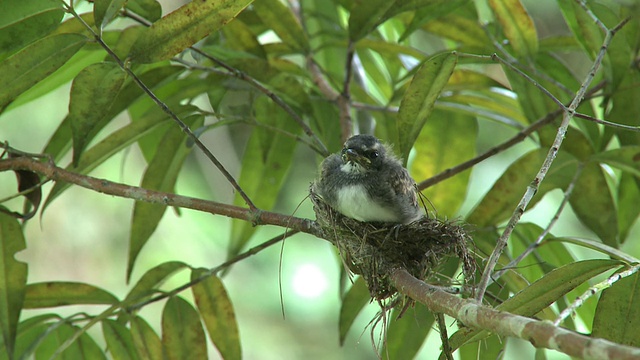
[340,134,386,171]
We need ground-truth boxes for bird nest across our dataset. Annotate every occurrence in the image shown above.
[310,186,475,300]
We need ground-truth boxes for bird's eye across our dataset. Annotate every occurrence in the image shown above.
[365,150,379,159]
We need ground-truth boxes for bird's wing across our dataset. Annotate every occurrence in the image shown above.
[390,167,419,209]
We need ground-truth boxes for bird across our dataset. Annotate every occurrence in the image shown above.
[313,134,423,225]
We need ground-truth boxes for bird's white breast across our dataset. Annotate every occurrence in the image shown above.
[335,184,399,222]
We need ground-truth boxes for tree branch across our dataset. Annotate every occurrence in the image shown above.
[339,41,355,141]
[0,156,317,235]
[391,268,640,360]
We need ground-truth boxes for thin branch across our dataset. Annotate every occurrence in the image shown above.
[480,25,574,96]
[0,156,316,235]
[475,17,631,303]
[308,58,341,100]
[575,0,609,33]
[490,54,566,109]
[554,263,640,326]
[491,162,585,282]
[392,268,640,360]
[458,53,566,110]
[573,112,640,132]
[339,41,356,141]
[436,312,454,360]
[61,2,257,210]
[188,105,327,155]
[194,50,331,157]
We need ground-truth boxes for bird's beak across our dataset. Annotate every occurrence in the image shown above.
[342,148,370,167]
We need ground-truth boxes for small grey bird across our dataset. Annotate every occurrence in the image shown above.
[314,134,423,224]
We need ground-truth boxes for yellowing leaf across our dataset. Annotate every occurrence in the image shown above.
[489,0,538,58]
[0,33,86,110]
[69,62,126,166]
[191,269,241,360]
[396,52,457,163]
[0,212,27,359]
[129,0,254,63]
[24,282,119,308]
[162,297,207,360]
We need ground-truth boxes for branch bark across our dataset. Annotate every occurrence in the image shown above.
[0,156,316,235]
[391,268,640,360]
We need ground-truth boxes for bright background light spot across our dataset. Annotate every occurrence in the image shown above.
[291,263,328,299]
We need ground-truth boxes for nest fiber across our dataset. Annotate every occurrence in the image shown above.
[310,187,474,300]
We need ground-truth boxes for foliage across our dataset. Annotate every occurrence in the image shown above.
[1,0,640,359]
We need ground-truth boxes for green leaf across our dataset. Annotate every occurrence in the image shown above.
[550,237,639,264]
[356,48,393,101]
[253,0,308,52]
[94,0,127,29]
[488,0,538,58]
[0,33,87,111]
[557,0,602,59]
[127,0,162,22]
[440,89,527,126]
[400,0,472,42]
[608,72,640,146]
[34,323,106,360]
[131,316,163,360]
[0,212,28,359]
[569,162,618,247]
[503,66,556,124]
[0,0,64,55]
[385,0,469,20]
[504,258,620,317]
[356,39,427,62]
[69,62,127,166]
[449,259,622,351]
[591,146,640,178]
[129,0,254,63]
[42,65,184,164]
[229,96,299,256]
[338,277,370,345]
[42,105,175,210]
[6,47,105,111]
[191,269,241,360]
[23,282,119,308]
[127,114,204,280]
[124,261,189,304]
[383,303,434,359]
[348,0,395,41]
[467,149,575,227]
[102,319,140,360]
[617,173,640,243]
[396,52,457,163]
[592,271,640,347]
[412,109,477,217]
[162,296,207,360]
[7,315,57,360]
